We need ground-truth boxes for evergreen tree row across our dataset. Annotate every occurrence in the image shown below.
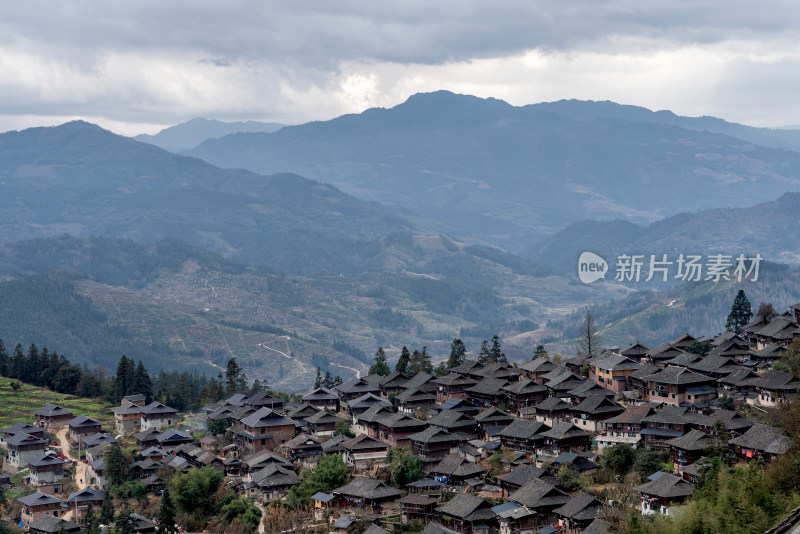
[0,338,269,411]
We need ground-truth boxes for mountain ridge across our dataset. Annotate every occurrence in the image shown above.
[183,91,800,251]
[134,117,284,152]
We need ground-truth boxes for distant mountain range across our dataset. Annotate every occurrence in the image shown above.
[0,122,625,388]
[4,97,800,389]
[525,192,800,273]
[183,91,800,251]
[0,121,410,274]
[134,118,283,152]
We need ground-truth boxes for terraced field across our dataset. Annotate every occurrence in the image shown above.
[0,378,113,429]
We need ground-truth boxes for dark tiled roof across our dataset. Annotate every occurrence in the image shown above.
[405,372,437,390]
[302,387,338,401]
[27,515,79,533]
[336,377,380,395]
[436,493,494,521]
[635,473,694,498]
[749,371,799,391]
[664,430,714,451]
[604,404,655,425]
[466,377,508,395]
[568,381,613,398]
[141,401,178,415]
[502,378,548,395]
[363,525,391,534]
[28,453,69,468]
[333,477,402,499]
[495,464,546,486]
[251,464,301,487]
[540,422,591,440]
[240,407,296,428]
[592,354,641,372]
[428,409,476,429]
[409,426,460,444]
[348,393,392,410]
[552,493,601,520]
[423,522,458,534]
[283,433,322,450]
[321,433,349,453]
[621,342,651,357]
[33,404,74,417]
[582,518,618,534]
[341,434,388,451]
[66,487,105,503]
[378,412,426,430]
[446,359,483,375]
[474,407,514,424]
[498,419,547,439]
[396,388,437,404]
[729,424,792,454]
[535,397,573,412]
[508,479,569,508]
[642,366,713,385]
[67,414,102,428]
[6,432,47,447]
[432,455,487,478]
[520,358,562,373]
[573,395,624,416]
[434,373,477,387]
[17,491,62,507]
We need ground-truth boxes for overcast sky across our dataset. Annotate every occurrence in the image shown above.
[2,1,800,136]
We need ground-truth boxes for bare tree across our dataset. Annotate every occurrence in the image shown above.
[577,310,601,358]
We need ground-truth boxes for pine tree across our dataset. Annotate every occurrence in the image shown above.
[477,340,491,365]
[533,345,548,360]
[333,375,343,386]
[409,347,432,376]
[99,491,115,524]
[133,361,152,401]
[395,346,411,374]
[726,290,753,334]
[0,339,8,376]
[322,370,333,388]
[10,343,24,379]
[115,502,134,534]
[225,357,247,394]
[114,355,135,401]
[314,367,322,389]
[446,339,467,369]
[489,335,507,363]
[156,487,177,534]
[104,443,129,486]
[369,348,391,376]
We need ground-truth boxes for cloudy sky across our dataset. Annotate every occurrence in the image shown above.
[2,1,800,135]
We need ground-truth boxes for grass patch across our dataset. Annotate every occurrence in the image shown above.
[0,377,114,429]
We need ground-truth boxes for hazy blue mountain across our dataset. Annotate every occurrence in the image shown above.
[0,233,622,390]
[184,91,800,251]
[526,99,800,152]
[0,121,413,274]
[545,261,800,350]
[524,192,800,273]
[134,117,283,152]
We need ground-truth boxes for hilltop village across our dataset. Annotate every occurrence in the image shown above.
[2,302,800,534]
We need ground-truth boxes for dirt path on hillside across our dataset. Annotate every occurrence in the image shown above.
[55,427,89,491]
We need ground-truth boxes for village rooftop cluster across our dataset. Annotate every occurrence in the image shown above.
[2,303,800,534]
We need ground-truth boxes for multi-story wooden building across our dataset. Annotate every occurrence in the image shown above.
[33,405,74,430]
[235,408,298,454]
